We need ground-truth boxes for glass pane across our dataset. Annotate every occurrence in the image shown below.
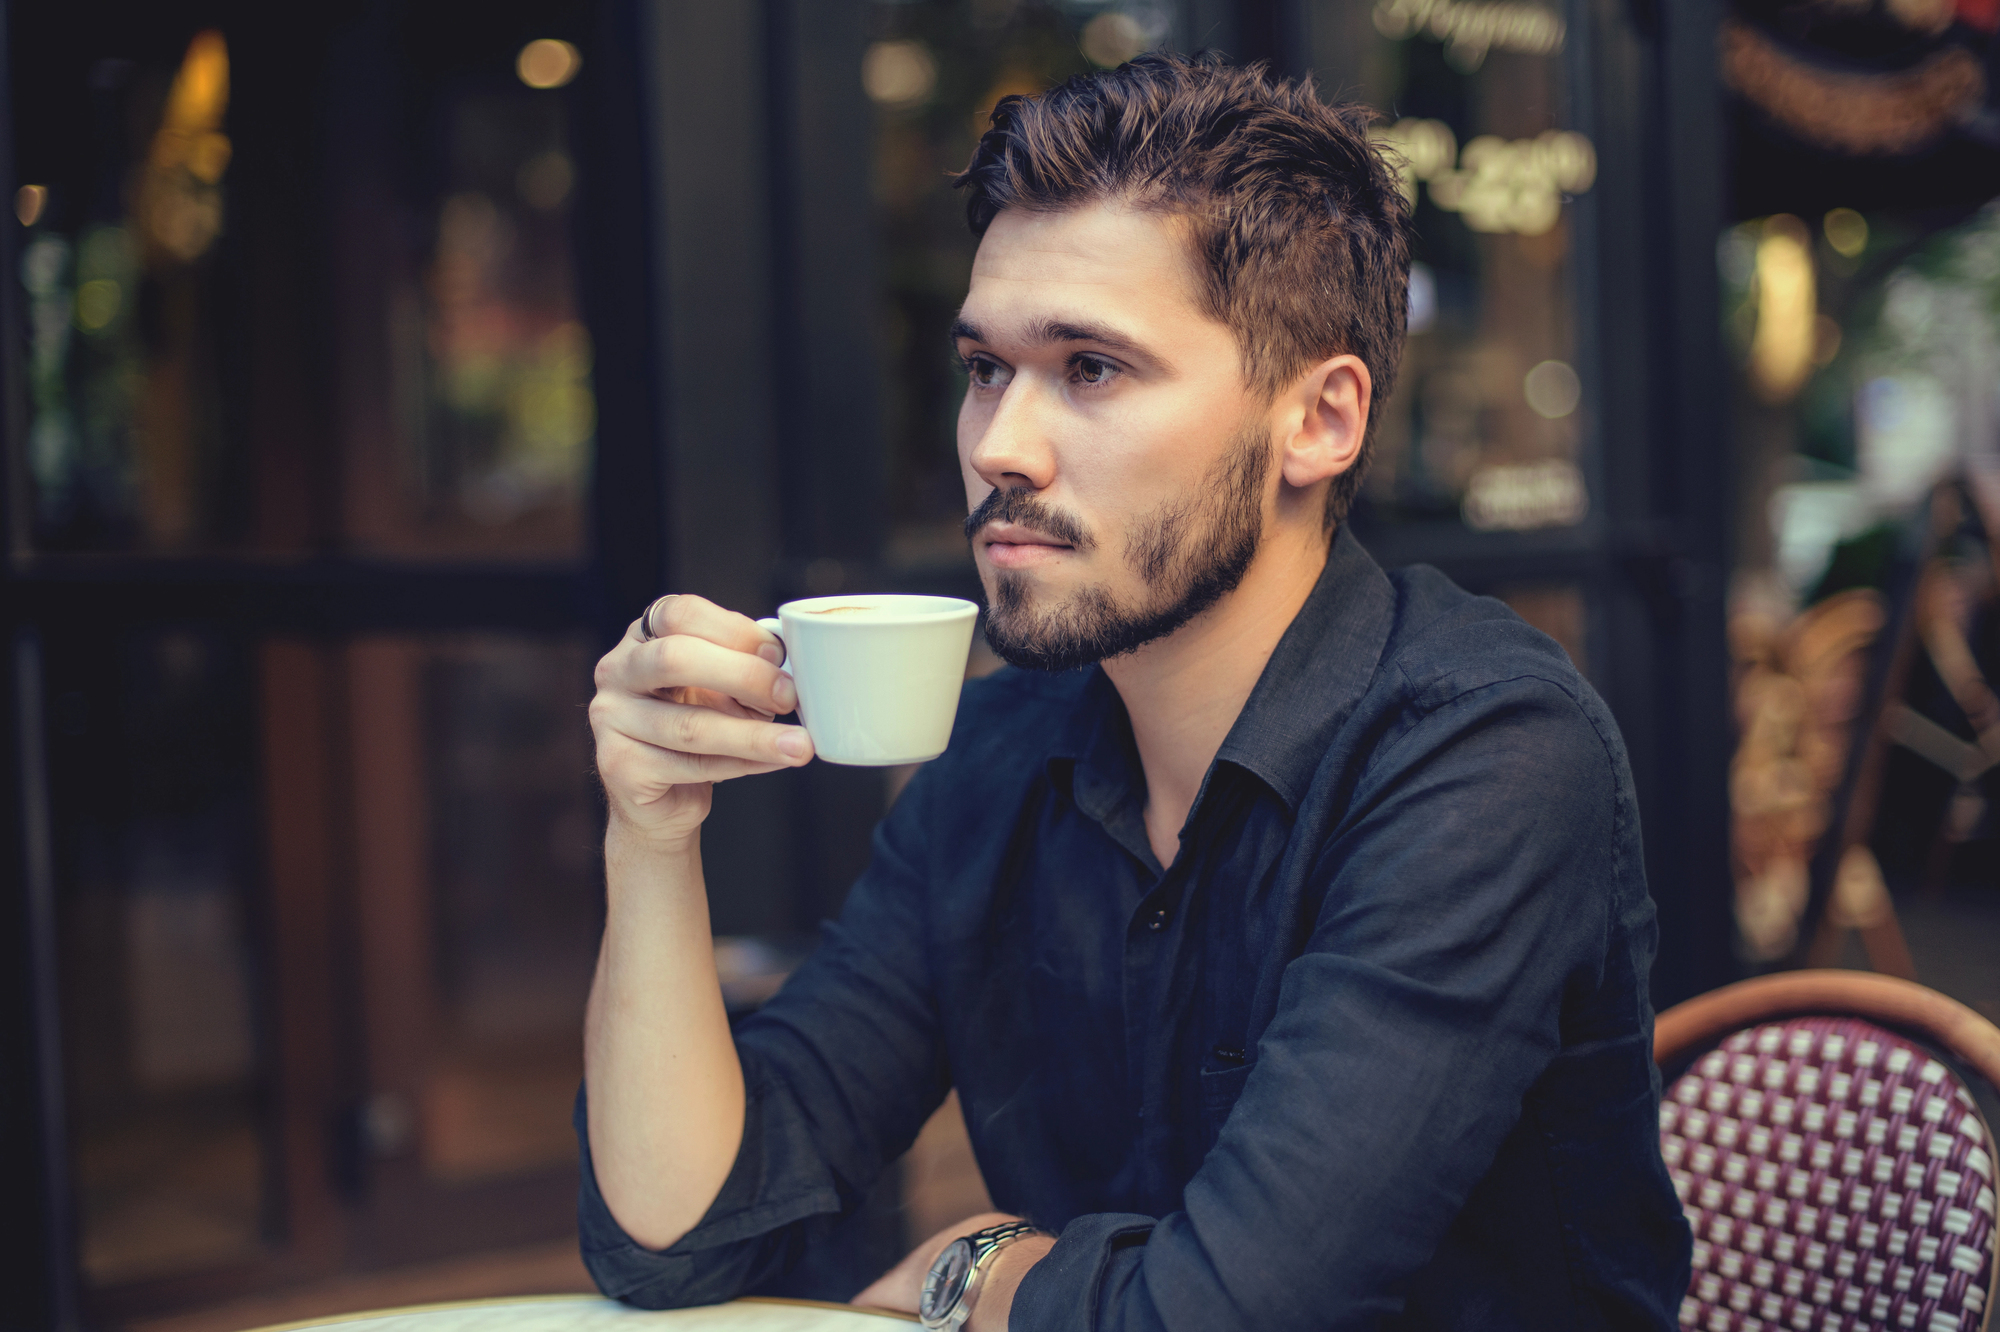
[15,31,246,553]
[333,73,597,560]
[344,634,600,1185]
[42,630,269,1286]
[1344,12,1590,535]
[423,634,599,1180]
[869,1,1098,574]
[866,5,1592,566]
[10,19,597,560]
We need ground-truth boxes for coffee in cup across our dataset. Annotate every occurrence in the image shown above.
[756,594,978,766]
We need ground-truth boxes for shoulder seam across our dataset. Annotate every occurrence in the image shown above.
[1377,669,1627,942]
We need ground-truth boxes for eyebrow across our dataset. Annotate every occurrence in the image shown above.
[948,315,1161,366]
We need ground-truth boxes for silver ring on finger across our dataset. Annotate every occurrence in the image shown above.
[638,595,675,642]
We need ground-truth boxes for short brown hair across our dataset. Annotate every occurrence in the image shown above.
[954,52,1411,526]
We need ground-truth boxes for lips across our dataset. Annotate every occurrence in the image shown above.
[978,521,1072,552]
[978,521,1073,569]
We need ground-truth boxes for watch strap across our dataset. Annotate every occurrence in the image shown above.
[920,1221,1045,1330]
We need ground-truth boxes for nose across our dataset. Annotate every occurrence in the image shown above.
[965,377,1057,494]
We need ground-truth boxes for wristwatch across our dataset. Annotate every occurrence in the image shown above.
[918,1220,1044,1331]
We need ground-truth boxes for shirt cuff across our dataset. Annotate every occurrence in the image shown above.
[1010,1213,1156,1332]
[573,1081,843,1305]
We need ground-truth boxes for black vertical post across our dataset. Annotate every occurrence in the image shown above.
[1230,0,1310,75]
[2,0,82,1321]
[1653,0,1735,1004]
[2,634,79,1332]
[1174,0,1239,57]
[636,0,795,935]
[1591,0,1735,1007]
[577,0,668,651]
[765,0,890,927]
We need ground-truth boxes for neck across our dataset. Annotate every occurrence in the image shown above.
[1102,520,1332,869]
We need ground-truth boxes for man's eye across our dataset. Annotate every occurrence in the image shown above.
[966,356,1004,387]
[1076,356,1115,385]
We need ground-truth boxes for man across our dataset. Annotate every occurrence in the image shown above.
[580,53,1691,1331]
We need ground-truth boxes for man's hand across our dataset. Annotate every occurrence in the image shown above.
[590,594,813,849]
[852,1212,1057,1330]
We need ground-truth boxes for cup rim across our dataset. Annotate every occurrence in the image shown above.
[777,594,978,627]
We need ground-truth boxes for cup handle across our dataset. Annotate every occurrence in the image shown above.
[755,617,789,673]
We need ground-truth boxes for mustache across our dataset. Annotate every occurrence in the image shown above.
[963,488,1095,550]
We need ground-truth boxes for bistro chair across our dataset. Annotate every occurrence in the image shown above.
[1655,970,2000,1332]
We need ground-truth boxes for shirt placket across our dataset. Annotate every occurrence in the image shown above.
[1122,794,1221,1204]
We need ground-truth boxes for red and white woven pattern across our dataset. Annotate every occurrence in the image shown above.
[1662,1016,1998,1332]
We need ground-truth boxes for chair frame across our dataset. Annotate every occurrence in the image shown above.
[1656,970,2000,1091]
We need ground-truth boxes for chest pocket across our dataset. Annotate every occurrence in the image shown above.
[1198,1060,1255,1154]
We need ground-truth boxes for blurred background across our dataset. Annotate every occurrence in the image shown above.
[2,0,1997,1328]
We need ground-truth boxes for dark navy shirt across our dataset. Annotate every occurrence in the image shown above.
[576,527,1693,1329]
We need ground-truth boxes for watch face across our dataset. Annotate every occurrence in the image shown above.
[920,1237,974,1321]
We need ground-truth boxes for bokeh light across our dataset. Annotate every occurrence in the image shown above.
[1823,207,1868,258]
[863,40,937,108]
[1523,359,1581,419]
[15,184,46,227]
[1750,214,1815,404]
[517,151,574,211]
[1407,261,1437,334]
[75,278,121,332]
[1080,13,1148,68]
[516,39,581,91]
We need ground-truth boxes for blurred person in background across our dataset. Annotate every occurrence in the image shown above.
[579,53,1689,1332]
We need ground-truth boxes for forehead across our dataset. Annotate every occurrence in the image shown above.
[960,201,1217,341]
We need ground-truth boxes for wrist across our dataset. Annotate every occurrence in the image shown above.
[919,1219,1049,1332]
[605,814,701,866]
[965,1234,1055,1332]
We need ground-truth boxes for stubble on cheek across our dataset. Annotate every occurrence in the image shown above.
[1125,495,1192,589]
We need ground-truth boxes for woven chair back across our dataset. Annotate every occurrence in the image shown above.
[1662,1014,1997,1332]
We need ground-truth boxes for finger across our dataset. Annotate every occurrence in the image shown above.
[600,695,813,767]
[598,731,793,788]
[676,687,773,722]
[609,633,796,716]
[639,594,783,663]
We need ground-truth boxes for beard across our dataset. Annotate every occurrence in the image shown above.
[965,421,1271,673]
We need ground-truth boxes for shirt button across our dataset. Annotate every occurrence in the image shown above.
[1146,908,1169,931]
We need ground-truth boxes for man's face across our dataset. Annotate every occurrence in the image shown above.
[954,202,1273,672]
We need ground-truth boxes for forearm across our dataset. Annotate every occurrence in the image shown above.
[584,820,745,1251]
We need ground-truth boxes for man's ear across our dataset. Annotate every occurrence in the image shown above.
[1278,354,1371,491]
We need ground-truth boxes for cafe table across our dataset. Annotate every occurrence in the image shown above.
[246,1296,915,1332]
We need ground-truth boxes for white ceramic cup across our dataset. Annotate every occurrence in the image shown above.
[756,594,979,766]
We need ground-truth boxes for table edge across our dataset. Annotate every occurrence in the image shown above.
[236,1294,916,1332]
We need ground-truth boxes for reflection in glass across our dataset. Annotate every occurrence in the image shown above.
[869,1,1099,572]
[867,6,1591,560]
[422,635,599,1181]
[12,22,600,562]
[348,81,597,559]
[20,31,241,553]
[342,635,600,1184]
[46,631,267,1284]
[1350,26,1590,534]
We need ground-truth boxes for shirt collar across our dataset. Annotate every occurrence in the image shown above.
[1046,524,1397,821]
[1213,524,1396,812]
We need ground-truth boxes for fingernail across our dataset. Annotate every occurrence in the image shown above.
[777,730,809,759]
[757,643,784,665]
[773,677,796,710]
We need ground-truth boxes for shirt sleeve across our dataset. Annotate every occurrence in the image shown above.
[575,764,953,1308]
[1010,673,1643,1331]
